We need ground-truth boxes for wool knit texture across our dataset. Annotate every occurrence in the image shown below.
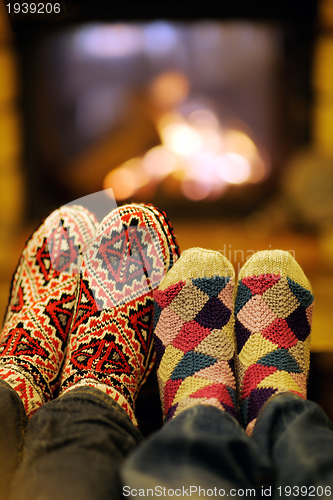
[154,247,237,421]
[0,206,98,417]
[235,250,314,435]
[59,203,180,425]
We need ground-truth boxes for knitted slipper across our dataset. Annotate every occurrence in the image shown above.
[0,206,98,417]
[235,250,314,435]
[59,203,180,425]
[154,248,237,421]
[3,205,98,325]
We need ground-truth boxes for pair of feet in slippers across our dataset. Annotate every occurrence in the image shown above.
[0,203,314,435]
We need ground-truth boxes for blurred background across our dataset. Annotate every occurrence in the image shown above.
[1,0,333,432]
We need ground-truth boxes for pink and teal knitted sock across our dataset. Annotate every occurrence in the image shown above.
[235,250,314,435]
[0,206,98,417]
[154,248,238,421]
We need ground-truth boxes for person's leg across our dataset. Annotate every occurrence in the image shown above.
[123,248,333,499]
[124,393,333,499]
[0,205,98,416]
[252,393,333,499]
[7,203,179,500]
[234,250,333,496]
[153,247,238,420]
[122,248,275,497]
[9,387,142,500]
[234,250,314,435]
[0,381,27,500]
[59,203,180,423]
[122,404,274,497]
[0,206,97,498]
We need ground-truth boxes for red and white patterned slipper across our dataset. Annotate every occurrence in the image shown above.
[59,203,180,425]
[0,206,98,417]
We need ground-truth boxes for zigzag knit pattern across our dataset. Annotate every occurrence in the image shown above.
[59,204,180,425]
[0,206,98,417]
[154,248,237,421]
[3,205,98,327]
[235,250,314,435]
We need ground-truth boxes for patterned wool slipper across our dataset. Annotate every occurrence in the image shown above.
[0,206,98,417]
[235,250,314,435]
[59,203,180,425]
[154,247,237,421]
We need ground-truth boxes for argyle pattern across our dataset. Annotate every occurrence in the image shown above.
[59,204,180,425]
[235,250,314,435]
[154,248,237,421]
[0,206,98,417]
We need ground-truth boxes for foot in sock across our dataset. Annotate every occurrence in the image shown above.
[59,203,180,425]
[235,250,314,435]
[153,247,238,421]
[0,206,98,417]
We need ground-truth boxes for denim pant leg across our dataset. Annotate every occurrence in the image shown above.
[9,387,143,500]
[122,405,275,498]
[252,393,333,500]
[0,380,27,500]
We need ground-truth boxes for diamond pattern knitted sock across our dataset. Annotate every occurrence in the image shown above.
[0,206,98,417]
[59,203,180,425]
[235,250,314,435]
[154,247,237,421]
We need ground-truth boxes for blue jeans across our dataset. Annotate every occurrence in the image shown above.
[123,394,333,499]
[0,382,142,500]
[1,382,333,500]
